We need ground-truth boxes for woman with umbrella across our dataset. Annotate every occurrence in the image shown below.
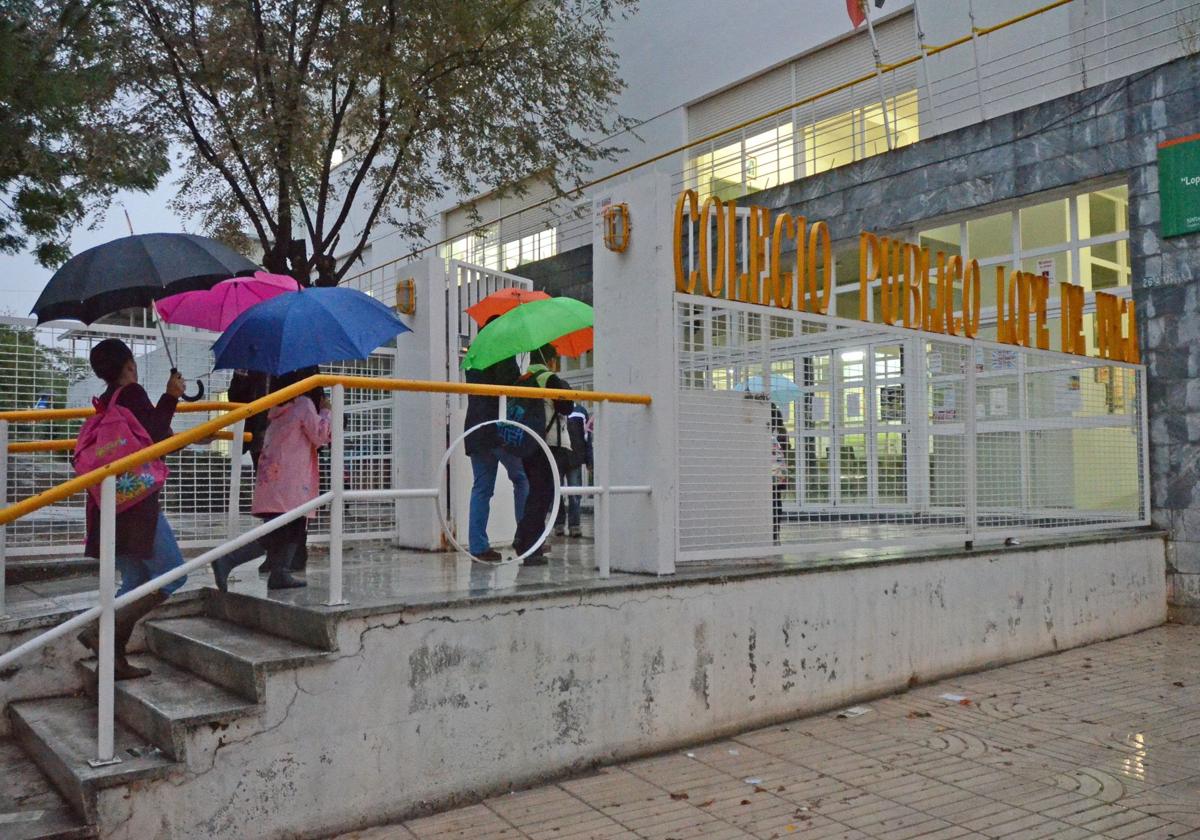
[33,232,258,678]
[76,339,188,680]
[207,285,409,589]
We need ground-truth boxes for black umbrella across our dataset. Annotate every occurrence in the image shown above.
[31,233,259,401]
[32,233,257,324]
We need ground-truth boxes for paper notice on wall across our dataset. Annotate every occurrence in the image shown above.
[1055,372,1083,414]
[846,392,862,419]
[976,401,987,420]
[811,395,827,422]
[989,387,1009,417]
[928,352,942,374]
[933,386,957,421]
[1037,257,1055,283]
[991,349,1018,371]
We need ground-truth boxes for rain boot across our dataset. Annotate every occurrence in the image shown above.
[266,542,305,590]
[113,591,167,680]
[78,591,166,681]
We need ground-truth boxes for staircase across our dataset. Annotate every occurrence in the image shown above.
[3,590,338,839]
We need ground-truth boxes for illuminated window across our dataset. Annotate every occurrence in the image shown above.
[744,123,795,194]
[444,226,500,271]
[502,228,558,271]
[804,90,919,176]
[692,138,748,201]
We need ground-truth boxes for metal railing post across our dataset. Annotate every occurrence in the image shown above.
[327,384,347,606]
[226,419,245,541]
[595,401,611,579]
[0,419,7,616]
[965,353,979,549]
[91,476,120,767]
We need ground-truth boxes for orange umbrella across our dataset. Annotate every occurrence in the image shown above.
[465,287,550,326]
[552,327,593,358]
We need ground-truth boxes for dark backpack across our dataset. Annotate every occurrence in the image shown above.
[499,372,547,458]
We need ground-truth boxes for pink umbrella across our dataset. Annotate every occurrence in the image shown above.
[155,271,299,332]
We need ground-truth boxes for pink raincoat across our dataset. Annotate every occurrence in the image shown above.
[252,398,332,516]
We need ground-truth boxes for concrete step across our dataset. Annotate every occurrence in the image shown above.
[8,697,177,825]
[75,656,260,761]
[4,558,98,586]
[143,616,328,702]
[205,589,338,651]
[0,736,96,840]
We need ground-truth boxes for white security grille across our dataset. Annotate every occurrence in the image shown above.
[675,296,1147,562]
[0,315,398,556]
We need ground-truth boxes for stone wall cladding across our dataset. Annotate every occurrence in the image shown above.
[511,244,593,304]
[517,54,1200,603]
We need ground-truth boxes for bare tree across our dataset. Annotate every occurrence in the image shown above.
[121,0,633,284]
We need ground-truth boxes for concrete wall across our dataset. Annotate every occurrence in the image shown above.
[97,533,1164,839]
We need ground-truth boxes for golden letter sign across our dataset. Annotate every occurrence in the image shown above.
[671,190,1139,364]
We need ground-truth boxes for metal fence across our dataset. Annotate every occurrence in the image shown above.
[0,316,398,556]
[675,296,1148,561]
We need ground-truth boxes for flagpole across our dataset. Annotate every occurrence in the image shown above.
[862,2,894,151]
[967,0,988,120]
[912,0,940,135]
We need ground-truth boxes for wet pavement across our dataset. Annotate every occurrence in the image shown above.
[3,526,1151,634]
[335,624,1200,840]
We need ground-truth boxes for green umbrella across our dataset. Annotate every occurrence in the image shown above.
[461,296,593,370]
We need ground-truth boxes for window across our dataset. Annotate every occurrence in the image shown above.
[688,90,919,200]
[692,126,788,202]
[831,183,1130,337]
[446,225,557,272]
[445,227,500,271]
[805,90,919,176]
[502,228,557,271]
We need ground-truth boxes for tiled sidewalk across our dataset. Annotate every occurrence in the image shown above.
[338,625,1200,840]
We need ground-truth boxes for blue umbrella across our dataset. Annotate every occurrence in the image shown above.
[733,374,801,402]
[211,287,411,374]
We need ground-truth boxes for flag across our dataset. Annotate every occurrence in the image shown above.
[846,0,866,27]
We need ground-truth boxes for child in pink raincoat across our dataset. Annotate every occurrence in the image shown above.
[213,367,330,591]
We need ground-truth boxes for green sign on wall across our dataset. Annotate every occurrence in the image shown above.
[1159,133,1200,238]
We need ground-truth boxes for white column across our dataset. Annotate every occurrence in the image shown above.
[592,173,677,575]
[392,257,446,550]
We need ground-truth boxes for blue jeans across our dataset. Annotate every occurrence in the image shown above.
[117,511,187,596]
[555,466,584,529]
[469,447,530,554]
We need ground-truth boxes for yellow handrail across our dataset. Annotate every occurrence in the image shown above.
[6,430,251,454]
[0,401,245,424]
[0,374,649,526]
[342,0,1080,281]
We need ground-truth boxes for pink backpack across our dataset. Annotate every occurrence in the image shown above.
[73,387,169,512]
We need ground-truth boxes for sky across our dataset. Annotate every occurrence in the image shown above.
[0,0,906,319]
